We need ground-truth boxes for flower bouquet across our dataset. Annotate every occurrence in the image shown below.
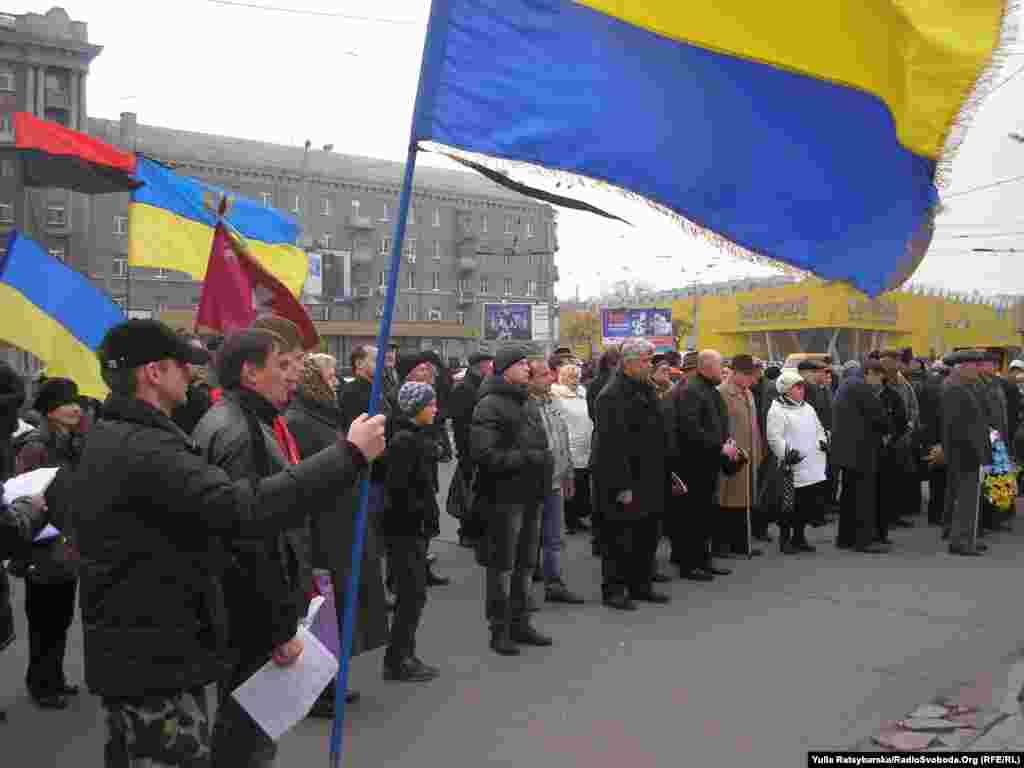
[982,435,1018,525]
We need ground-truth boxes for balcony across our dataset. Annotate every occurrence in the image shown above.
[45,89,70,109]
[351,239,374,265]
[457,254,479,273]
[354,284,373,300]
[457,290,475,306]
[549,264,560,282]
[346,214,374,230]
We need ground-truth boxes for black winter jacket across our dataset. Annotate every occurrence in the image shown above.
[192,389,313,662]
[830,372,890,475]
[76,395,365,698]
[592,371,670,521]
[449,369,484,460]
[671,373,730,495]
[470,375,552,506]
[942,373,993,473]
[382,417,441,538]
[338,375,390,484]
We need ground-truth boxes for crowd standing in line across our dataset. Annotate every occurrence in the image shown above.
[0,317,1020,766]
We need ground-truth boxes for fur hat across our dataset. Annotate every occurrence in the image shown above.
[776,370,805,395]
[33,377,79,416]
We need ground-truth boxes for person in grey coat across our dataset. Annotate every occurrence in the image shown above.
[940,350,992,556]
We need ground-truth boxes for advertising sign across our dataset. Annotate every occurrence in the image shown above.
[601,307,673,348]
[303,252,322,298]
[483,303,533,342]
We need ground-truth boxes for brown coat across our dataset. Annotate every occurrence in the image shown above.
[717,378,763,510]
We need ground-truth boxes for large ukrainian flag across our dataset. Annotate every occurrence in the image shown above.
[0,232,125,398]
[129,157,308,297]
[411,1,1008,297]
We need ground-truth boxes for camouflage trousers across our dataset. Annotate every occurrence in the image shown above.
[103,686,211,767]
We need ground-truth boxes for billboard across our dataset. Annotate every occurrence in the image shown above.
[602,307,674,348]
[483,303,533,341]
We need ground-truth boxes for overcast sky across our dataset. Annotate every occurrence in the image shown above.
[31,0,1024,299]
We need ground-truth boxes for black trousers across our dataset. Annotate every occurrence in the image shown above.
[600,515,658,598]
[712,507,749,555]
[838,468,881,548]
[565,468,592,530]
[785,482,825,543]
[24,577,76,696]
[212,653,277,767]
[927,468,947,525]
[670,489,713,572]
[383,536,428,665]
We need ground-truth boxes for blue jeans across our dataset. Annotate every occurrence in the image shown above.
[541,490,565,583]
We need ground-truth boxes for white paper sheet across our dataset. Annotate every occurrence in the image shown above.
[3,467,60,505]
[231,601,339,741]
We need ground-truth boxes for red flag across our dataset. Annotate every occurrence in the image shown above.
[196,200,319,349]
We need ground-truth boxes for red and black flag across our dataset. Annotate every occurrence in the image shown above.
[2,112,142,194]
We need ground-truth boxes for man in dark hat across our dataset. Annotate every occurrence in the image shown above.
[171,335,214,435]
[940,350,991,555]
[471,343,555,654]
[449,352,495,547]
[75,319,385,766]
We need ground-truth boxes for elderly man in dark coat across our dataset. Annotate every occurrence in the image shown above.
[593,339,672,610]
[671,349,739,581]
[832,359,891,552]
[941,350,992,556]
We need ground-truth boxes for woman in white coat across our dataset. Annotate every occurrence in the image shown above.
[551,363,594,535]
[766,370,828,554]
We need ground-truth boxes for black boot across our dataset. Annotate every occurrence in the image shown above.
[510,619,553,647]
[489,624,520,656]
[780,527,799,554]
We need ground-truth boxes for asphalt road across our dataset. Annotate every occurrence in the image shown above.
[2,470,1022,767]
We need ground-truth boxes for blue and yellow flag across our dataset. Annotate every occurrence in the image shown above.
[129,157,308,297]
[0,231,125,398]
[411,0,1007,296]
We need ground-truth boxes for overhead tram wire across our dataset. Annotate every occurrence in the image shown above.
[206,0,422,24]
[943,174,1024,199]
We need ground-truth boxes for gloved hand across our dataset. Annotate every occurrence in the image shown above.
[783,448,804,467]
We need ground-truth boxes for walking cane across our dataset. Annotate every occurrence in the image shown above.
[744,459,753,559]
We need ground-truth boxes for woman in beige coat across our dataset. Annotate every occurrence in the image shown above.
[716,355,764,557]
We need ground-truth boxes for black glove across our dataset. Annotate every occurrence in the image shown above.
[819,441,828,453]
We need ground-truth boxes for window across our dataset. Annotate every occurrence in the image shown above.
[377,203,388,222]
[409,205,417,226]
[526,219,535,237]
[154,268,170,280]
[528,253,535,266]
[433,240,442,261]
[504,215,515,234]
[291,195,300,214]
[0,115,11,134]
[504,252,512,266]
[406,238,417,256]
[432,208,441,227]
[48,247,65,263]
[379,270,388,287]
[526,280,537,297]
[456,310,465,325]
[407,271,416,290]
[320,233,332,249]
[113,215,128,235]
[47,205,67,226]
[261,192,273,207]
[112,258,127,277]
[407,303,416,321]
[479,276,489,294]
[504,277,512,295]
[461,215,473,235]
[0,70,13,92]
[321,198,332,216]
[0,202,12,223]
[428,308,442,322]
[1,159,13,177]
[380,236,391,254]
[458,277,470,293]
[480,215,488,234]
[112,296,126,309]
[351,199,361,214]
[431,271,440,291]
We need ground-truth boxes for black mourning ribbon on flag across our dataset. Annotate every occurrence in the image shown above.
[420,145,631,225]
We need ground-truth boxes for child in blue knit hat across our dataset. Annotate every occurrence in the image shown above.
[379,382,441,682]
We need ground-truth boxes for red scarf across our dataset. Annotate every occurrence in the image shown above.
[209,387,300,466]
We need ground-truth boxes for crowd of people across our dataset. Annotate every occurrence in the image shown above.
[1,313,1021,766]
